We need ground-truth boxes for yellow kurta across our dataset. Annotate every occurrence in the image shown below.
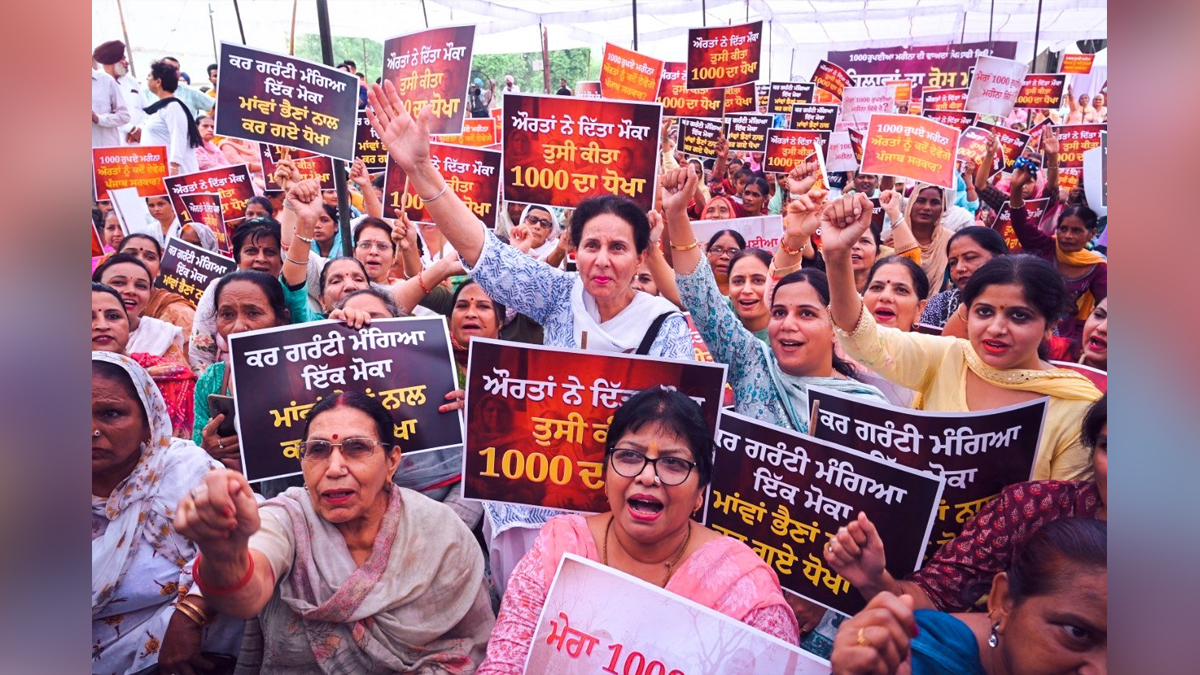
[838,304,1101,482]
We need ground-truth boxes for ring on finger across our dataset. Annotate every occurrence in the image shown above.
[856,627,870,647]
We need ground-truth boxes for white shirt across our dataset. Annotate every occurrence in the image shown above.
[92,70,129,148]
[115,72,145,141]
[140,98,199,175]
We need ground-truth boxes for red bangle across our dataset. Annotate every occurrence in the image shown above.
[193,552,255,596]
[418,273,432,295]
[780,240,805,256]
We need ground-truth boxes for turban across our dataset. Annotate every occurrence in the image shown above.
[92,40,125,65]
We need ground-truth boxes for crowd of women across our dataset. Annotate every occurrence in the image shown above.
[93,65,1108,675]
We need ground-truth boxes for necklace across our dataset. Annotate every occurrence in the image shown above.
[601,514,692,587]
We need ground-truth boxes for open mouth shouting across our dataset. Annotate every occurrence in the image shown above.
[626,493,664,522]
[872,305,897,325]
[1085,334,1107,354]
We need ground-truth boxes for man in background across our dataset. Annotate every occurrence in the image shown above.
[91,41,129,147]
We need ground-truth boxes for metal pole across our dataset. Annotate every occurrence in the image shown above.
[1031,0,1043,73]
[421,0,430,29]
[289,0,298,55]
[315,0,354,257]
[702,0,706,27]
[232,0,247,45]
[208,4,218,63]
[789,47,795,80]
[632,0,638,51]
[541,24,551,94]
[768,20,772,82]
[989,0,995,42]
[116,0,136,78]
[745,0,749,22]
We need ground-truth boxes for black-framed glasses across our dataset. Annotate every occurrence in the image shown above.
[524,214,553,230]
[300,437,382,462]
[608,448,697,486]
[708,246,741,257]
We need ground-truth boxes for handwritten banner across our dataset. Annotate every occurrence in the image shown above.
[155,236,235,307]
[501,93,662,211]
[462,339,727,513]
[723,82,758,114]
[576,81,601,99]
[524,554,829,675]
[228,317,462,483]
[790,104,839,133]
[811,59,853,100]
[809,387,1046,559]
[600,43,664,102]
[724,114,772,154]
[676,117,725,159]
[162,164,256,227]
[93,145,168,200]
[708,410,943,615]
[1052,123,1107,169]
[921,87,969,112]
[656,61,725,118]
[398,142,501,228]
[836,86,894,132]
[686,21,763,89]
[354,110,387,171]
[767,81,815,114]
[989,197,1049,252]
[1014,73,1066,109]
[921,109,977,132]
[827,41,1017,91]
[1060,53,1095,74]
[974,122,1031,175]
[382,25,475,135]
[965,55,1028,118]
[179,193,231,255]
[860,113,959,189]
[215,42,358,161]
[435,117,498,147]
[825,131,859,172]
[260,145,334,191]
[764,129,828,175]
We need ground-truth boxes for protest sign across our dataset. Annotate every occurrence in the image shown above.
[178,193,231,255]
[965,55,1028,118]
[803,149,831,192]
[921,109,978,132]
[462,339,727,513]
[860,113,959,189]
[381,25,475,135]
[657,62,724,118]
[811,59,853,100]
[1061,53,1095,74]
[1015,74,1066,109]
[725,114,772,154]
[848,128,865,164]
[381,155,407,220]
[809,386,1047,559]
[790,104,839,133]
[215,43,358,161]
[1050,361,1107,393]
[755,83,770,112]
[260,145,334,191]
[708,410,944,615]
[399,142,501,228]
[686,21,763,89]
[886,79,913,103]
[767,81,815,114]
[354,110,388,171]
[825,131,859,172]
[228,317,462,483]
[763,129,828,175]
[501,93,662,211]
[1057,167,1083,192]
[676,117,725,159]
[956,126,991,170]
[1084,133,1107,213]
[155,236,235,307]
[1052,123,1107,169]
[974,122,1031,174]
[828,41,1017,89]
[162,164,256,227]
[723,82,758,114]
[691,215,783,254]
[921,87,969,111]
[93,145,168,200]
[600,43,664,102]
[524,554,829,675]
[836,86,894,131]
[989,197,1050,252]
[576,81,601,99]
[1026,117,1052,153]
[436,117,498,147]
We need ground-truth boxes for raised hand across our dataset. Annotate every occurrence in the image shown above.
[174,470,261,559]
[272,156,302,191]
[287,178,325,226]
[366,80,432,173]
[782,188,828,244]
[830,592,918,675]
[824,512,889,593]
[510,222,534,253]
[879,189,903,222]
[787,161,821,196]
[647,209,665,250]
[818,193,874,254]
[391,212,418,251]
[349,157,370,187]
[660,165,699,217]
[1041,129,1059,156]
[715,132,729,160]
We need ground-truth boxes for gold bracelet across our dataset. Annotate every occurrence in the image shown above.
[175,598,209,627]
[670,240,700,251]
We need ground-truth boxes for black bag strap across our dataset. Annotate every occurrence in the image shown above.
[635,311,678,355]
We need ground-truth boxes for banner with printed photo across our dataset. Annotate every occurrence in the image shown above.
[1052,124,1107,169]
[1014,74,1066,109]
[921,87,969,112]
[600,43,664,102]
[859,113,959,189]
[354,110,388,171]
[767,81,815,114]
[461,339,727,513]
[524,554,829,675]
[921,109,977,132]
[676,117,725,159]
[691,214,783,253]
[790,104,839,133]
[763,129,828,175]
[381,25,475,135]
[811,59,853,100]
[399,142,501,228]
[178,193,231,255]
[93,145,169,200]
[725,114,772,154]
[260,145,335,191]
[809,386,1047,559]
[964,55,1028,118]
[827,41,1017,90]
[723,82,758,114]
[155,236,235,307]
[686,21,763,90]
[215,43,358,161]
[228,317,462,483]
[501,93,662,211]
[576,81,601,99]
[708,410,944,615]
[436,117,498,147]
[974,122,1031,175]
[1060,53,1095,74]
[836,86,894,132]
[989,197,1050,252]
[657,62,724,118]
[162,164,256,227]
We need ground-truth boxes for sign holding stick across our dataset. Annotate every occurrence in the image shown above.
[399,142,501,229]
[686,21,763,90]
[600,43,664,102]
[93,145,169,200]
[381,25,475,135]
[162,164,256,227]
[859,113,960,189]
[155,236,235,307]
[965,55,1029,118]
[657,62,724,118]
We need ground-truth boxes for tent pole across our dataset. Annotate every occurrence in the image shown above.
[421,0,430,29]
[1031,0,1043,73]
[702,0,706,26]
[289,0,298,55]
[116,0,136,78]
[232,0,247,45]
[315,0,354,258]
[989,0,995,42]
[541,24,551,94]
[208,4,218,62]
[632,0,638,50]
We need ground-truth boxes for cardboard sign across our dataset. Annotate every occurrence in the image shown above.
[524,555,829,675]
[810,387,1047,559]
[155,236,235,307]
[885,79,913,103]
[1052,124,1107,169]
[576,81,601,99]
[723,82,758,114]
[676,117,726,159]
[974,122,1031,175]
[354,110,388,171]
[501,93,662,211]
[763,129,828,175]
[228,317,462,483]
[691,214,783,253]
[381,154,408,220]
[93,146,169,200]
[724,114,772,154]
[708,410,944,615]
[989,197,1051,252]
[381,25,475,135]
[178,193,231,256]
[1061,53,1095,74]
[657,62,725,118]
[260,145,334,191]
[837,86,895,131]
[965,55,1029,118]
[1015,74,1067,109]
[921,109,978,132]
[435,117,499,148]
[860,113,959,189]
[811,59,853,100]
[827,41,1017,89]
[790,104,839,133]
[825,131,859,173]
[600,42,665,102]
[686,21,763,89]
[921,87,969,112]
[767,81,815,114]
[462,339,727,513]
[162,164,256,227]
[214,42,359,161]
[397,142,501,228]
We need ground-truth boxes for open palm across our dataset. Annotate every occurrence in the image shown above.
[366,80,432,173]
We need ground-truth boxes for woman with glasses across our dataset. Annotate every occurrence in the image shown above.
[475,389,798,673]
[704,229,746,297]
[176,391,495,674]
[510,204,570,266]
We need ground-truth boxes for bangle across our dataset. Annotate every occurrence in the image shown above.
[417,273,432,295]
[284,253,307,266]
[175,597,210,627]
[670,240,700,251]
[419,183,449,203]
[780,240,805,256]
[193,552,255,596]
[294,234,313,244]
[770,260,803,280]
[280,243,290,252]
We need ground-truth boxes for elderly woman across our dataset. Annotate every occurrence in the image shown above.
[476,389,798,673]
[175,391,495,674]
[94,253,187,359]
[92,352,241,675]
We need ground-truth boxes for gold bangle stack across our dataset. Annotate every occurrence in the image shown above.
[670,240,700,251]
[175,597,211,627]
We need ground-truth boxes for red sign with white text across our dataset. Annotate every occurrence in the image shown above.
[686,21,763,89]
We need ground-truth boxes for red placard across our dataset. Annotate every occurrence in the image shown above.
[886,79,913,103]
[260,145,334,191]
[600,43,664,102]
[974,122,1031,174]
[1014,74,1066,109]
[956,126,991,170]
[381,26,475,135]
[989,197,1050,252]
[811,59,853,99]
[763,129,828,175]
[860,114,959,189]
[397,143,501,228]
[92,146,169,200]
[1060,54,1095,74]
[1026,118,1053,153]
[686,21,763,89]
[656,62,724,118]
[921,87,969,111]
[921,109,978,132]
[1052,124,1107,168]
[162,164,256,226]
[722,82,757,114]
[435,117,498,147]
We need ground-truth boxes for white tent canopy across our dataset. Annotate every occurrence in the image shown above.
[93,0,1106,82]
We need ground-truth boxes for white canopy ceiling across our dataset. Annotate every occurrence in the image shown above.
[93,0,1106,81]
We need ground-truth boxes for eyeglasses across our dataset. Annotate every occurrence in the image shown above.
[524,214,553,230]
[708,246,741,257]
[608,448,697,486]
[355,241,393,252]
[299,437,382,462]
